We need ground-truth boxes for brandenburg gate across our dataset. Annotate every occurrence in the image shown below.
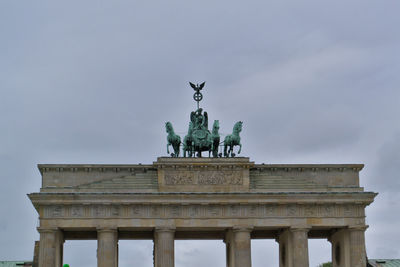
[29,83,376,267]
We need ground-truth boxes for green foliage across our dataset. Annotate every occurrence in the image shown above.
[317,262,332,267]
[63,264,70,267]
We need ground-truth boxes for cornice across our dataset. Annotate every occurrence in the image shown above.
[28,191,377,207]
[251,164,364,172]
[37,163,364,175]
[38,164,155,175]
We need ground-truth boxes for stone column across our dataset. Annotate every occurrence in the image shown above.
[330,229,351,267]
[33,241,40,267]
[97,228,118,267]
[224,230,235,267]
[349,226,367,267]
[154,227,175,267]
[277,227,310,267]
[232,227,253,267]
[277,230,290,267]
[38,227,64,267]
[291,227,310,267]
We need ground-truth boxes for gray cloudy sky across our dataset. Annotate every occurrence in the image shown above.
[1,0,399,266]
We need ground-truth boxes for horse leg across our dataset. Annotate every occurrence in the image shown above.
[172,144,177,157]
[167,143,170,155]
[238,144,242,154]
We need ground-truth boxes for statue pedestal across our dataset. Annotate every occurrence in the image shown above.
[155,157,254,193]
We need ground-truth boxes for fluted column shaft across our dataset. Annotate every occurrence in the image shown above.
[349,226,367,267]
[224,230,235,267]
[232,227,253,267]
[291,228,309,267]
[97,228,118,267]
[330,229,351,267]
[277,230,290,267]
[38,228,63,267]
[278,227,309,267]
[154,227,175,267]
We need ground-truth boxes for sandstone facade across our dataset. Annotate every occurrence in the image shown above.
[29,157,376,267]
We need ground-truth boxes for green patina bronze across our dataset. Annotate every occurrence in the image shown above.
[183,121,194,157]
[211,120,220,158]
[190,82,205,110]
[224,121,243,157]
[165,82,243,158]
[165,122,181,157]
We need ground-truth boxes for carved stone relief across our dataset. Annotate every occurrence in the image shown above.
[164,170,243,185]
[198,171,243,185]
[42,203,366,220]
[71,206,83,217]
[52,206,63,217]
[165,172,194,185]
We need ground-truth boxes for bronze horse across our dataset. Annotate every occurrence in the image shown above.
[165,122,181,157]
[224,121,242,157]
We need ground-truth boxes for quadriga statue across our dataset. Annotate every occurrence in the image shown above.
[164,82,243,158]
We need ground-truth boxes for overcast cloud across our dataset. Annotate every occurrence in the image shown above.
[1,1,399,266]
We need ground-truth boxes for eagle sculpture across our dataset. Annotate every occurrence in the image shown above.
[189,82,206,91]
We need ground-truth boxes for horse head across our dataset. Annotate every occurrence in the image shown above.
[233,121,243,133]
[212,120,220,134]
[165,122,173,133]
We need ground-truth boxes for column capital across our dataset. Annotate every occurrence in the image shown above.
[37,227,60,233]
[232,226,254,233]
[348,225,368,231]
[290,226,311,232]
[155,226,176,233]
[96,227,118,233]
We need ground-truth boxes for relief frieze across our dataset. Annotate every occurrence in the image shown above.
[92,205,105,217]
[131,205,143,216]
[71,206,83,217]
[163,170,243,186]
[198,171,243,185]
[229,205,241,216]
[42,203,366,220]
[111,206,120,216]
[165,172,195,185]
[52,206,63,217]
